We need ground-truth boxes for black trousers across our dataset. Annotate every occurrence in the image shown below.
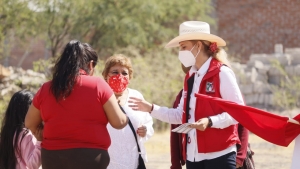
[42,148,110,169]
[186,152,236,169]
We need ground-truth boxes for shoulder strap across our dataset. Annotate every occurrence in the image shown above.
[119,105,142,153]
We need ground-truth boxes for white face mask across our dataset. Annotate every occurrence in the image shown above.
[178,44,201,67]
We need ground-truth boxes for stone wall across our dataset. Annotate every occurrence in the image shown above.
[231,44,300,108]
[0,67,46,99]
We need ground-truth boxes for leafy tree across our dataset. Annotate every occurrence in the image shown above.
[27,0,92,58]
[27,0,213,58]
[0,0,37,62]
[85,0,214,54]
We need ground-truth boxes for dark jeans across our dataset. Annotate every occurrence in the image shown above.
[42,148,110,169]
[186,152,236,169]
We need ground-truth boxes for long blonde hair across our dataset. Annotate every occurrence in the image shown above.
[201,40,231,67]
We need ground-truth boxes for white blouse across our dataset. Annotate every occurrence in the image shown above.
[107,88,154,169]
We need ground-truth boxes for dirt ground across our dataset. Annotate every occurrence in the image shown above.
[145,131,295,169]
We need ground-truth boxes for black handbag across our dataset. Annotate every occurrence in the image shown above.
[119,105,147,169]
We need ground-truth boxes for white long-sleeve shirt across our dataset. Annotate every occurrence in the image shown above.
[291,135,300,169]
[151,57,244,162]
[107,88,154,169]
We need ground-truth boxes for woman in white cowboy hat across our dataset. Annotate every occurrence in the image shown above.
[129,21,245,169]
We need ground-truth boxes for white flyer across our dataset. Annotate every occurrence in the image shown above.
[171,123,193,133]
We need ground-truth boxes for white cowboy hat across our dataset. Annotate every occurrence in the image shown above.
[165,21,226,48]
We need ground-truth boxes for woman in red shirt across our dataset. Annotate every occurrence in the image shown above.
[25,40,128,169]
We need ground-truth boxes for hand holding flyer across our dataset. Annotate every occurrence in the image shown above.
[171,123,193,133]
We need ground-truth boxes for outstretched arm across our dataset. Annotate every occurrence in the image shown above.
[128,97,183,124]
[25,104,43,135]
[103,95,128,129]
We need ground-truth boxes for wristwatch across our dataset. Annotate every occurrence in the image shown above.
[207,116,213,128]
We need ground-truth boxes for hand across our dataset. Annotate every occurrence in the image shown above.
[236,162,242,168]
[137,125,147,137]
[34,123,44,141]
[128,97,152,112]
[189,118,209,131]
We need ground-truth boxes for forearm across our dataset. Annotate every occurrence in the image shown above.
[151,105,183,124]
[210,112,238,129]
[25,104,42,134]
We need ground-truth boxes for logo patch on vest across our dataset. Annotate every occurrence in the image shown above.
[206,82,215,93]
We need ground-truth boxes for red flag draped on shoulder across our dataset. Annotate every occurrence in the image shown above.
[195,93,300,147]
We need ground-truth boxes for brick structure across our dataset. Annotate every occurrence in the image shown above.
[2,39,50,70]
[215,0,300,62]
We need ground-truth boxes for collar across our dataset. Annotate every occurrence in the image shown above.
[79,69,87,75]
[189,57,212,76]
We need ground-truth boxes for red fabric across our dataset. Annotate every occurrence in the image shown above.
[195,93,300,147]
[33,75,113,150]
[180,72,191,160]
[236,95,249,166]
[182,58,240,154]
[209,42,218,53]
[107,74,129,93]
[170,90,185,169]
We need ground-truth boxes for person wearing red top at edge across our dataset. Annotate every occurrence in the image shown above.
[169,64,190,169]
[129,21,245,169]
[25,40,128,169]
[170,64,249,169]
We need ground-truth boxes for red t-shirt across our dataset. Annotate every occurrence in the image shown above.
[33,75,113,150]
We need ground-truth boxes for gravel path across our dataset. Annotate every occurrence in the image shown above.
[145,131,295,169]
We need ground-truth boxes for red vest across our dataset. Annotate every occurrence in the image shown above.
[181,58,240,160]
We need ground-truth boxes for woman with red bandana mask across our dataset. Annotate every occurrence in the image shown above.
[102,54,154,169]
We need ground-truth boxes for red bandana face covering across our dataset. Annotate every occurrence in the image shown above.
[107,74,129,93]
